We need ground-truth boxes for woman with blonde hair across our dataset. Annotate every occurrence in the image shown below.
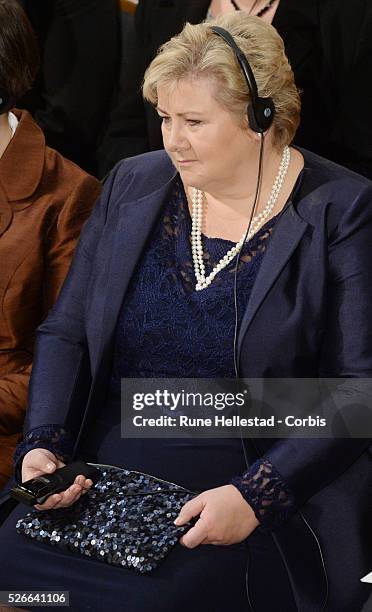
[0,12,371,612]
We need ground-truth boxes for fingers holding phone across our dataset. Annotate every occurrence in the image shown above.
[18,450,96,510]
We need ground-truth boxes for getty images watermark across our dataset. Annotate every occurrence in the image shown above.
[120,378,372,439]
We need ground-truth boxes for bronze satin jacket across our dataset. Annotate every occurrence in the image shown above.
[0,109,101,487]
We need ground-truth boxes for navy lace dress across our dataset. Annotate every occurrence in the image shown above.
[78,179,284,494]
[0,179,297,611]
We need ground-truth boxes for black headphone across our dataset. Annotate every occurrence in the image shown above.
[211,25,275,133]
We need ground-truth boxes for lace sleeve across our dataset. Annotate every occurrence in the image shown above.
[13,425,74,482]
[230,458,296,530]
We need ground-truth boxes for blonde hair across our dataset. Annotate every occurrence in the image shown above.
[143,12,301,149]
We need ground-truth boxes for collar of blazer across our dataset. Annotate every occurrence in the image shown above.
[0,109,45,199]
[0,108,45,237]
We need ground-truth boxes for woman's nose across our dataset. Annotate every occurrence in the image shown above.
[165,124,189,152]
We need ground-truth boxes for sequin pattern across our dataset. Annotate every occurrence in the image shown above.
[16,466,197,573]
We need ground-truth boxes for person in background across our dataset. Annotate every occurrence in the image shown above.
[97,0,372,180]
[0,12,371,611]
[0,0,101,489]
[19,0,120,175]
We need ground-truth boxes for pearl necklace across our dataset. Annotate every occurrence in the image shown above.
[191,145,290,291]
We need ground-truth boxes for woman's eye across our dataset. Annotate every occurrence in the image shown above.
[187,120,201,126]
[159,116,170,124]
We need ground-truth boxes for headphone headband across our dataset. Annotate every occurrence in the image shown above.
[210,25,275,133]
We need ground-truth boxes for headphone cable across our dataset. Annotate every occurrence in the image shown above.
[232,133,265,612]
[233,132,265,381]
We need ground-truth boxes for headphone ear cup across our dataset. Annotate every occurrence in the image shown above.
[247,98,275,133]
[247,103,261,133]
[256,98,275,132]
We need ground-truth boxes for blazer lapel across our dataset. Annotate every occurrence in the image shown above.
[90,181,309,374]
[0,109,45,237]
[237,202,309,358]
[74,178,176,450]
[87,164,309,383]
[91,178,176,376]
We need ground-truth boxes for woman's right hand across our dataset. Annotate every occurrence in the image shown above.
[21,448,93,511]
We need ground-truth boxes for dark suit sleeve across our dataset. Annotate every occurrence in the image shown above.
[23,163,122,436]
[96,9,151,178]
[43,175,101,314]
[263,183,372,506]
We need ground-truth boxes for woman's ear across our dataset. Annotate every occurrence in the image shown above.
[245,123,262,143]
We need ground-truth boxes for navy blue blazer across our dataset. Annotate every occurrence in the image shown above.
[26,149,372,611]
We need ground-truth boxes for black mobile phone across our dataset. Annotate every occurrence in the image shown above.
[9,461,100,506]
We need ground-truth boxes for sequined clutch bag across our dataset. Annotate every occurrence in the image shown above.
[15,464,197,573]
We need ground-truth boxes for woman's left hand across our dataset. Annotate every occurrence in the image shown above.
[175,484,259,548]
